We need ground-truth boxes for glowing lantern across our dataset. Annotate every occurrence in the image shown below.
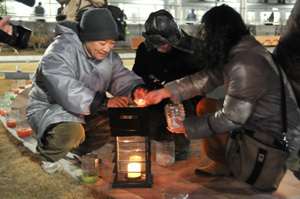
[108,107,153,188]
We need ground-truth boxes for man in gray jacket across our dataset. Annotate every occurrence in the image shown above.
[26,8,145,174]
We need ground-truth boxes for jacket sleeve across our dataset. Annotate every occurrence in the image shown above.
[38,51,96,115]
[166,62,269,140]
[132,43,150,84]
[107,52,144,98]
[164,68,224,103]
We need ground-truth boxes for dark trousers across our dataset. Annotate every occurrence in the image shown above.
[36,112,111,162]
[196,98,229,165]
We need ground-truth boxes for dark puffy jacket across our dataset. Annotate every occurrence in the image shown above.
[165,35,300,157]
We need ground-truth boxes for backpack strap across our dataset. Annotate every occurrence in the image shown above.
[271,53,288,147]
[103,0,108,8]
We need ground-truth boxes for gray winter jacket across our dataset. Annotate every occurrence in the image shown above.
[165,34,300,156]
[26,21,144,146]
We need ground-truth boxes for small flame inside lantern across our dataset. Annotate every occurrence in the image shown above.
[128,155,142,178]
[134,98,146,106]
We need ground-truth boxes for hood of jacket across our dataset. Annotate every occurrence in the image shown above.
[142,9,194,54]
[143,29,194,54]
[55,20,80,39]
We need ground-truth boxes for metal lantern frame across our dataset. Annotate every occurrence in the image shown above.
[108,107,153,188]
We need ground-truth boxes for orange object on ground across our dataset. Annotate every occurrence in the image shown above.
[6,120,17,127]
[0,108,10,116]
[17,128,32,137]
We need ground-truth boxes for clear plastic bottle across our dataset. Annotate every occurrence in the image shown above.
[164,103,185,130]
[156,141,175,166]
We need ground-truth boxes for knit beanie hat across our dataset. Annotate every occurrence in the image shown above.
[79,8,118,41]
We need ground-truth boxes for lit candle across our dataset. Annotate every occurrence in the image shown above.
[134,98,146,107]
[127,155,141,178]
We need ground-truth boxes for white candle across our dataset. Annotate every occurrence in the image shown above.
[127,155,142,178]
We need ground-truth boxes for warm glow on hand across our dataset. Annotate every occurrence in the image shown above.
[134,98,147,107]
[166,118,185,135]
[145,88,171,105]
[133,88,148,107]
[107,96,129,108]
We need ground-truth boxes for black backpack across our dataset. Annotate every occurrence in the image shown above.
[102,0,127,41]
[106,5,127,41]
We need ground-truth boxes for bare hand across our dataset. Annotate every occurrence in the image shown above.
[107,96,129,108]
[166,118,185,134]
[145,88,171,105]
[0,16,13,46]
[133,87,148,107]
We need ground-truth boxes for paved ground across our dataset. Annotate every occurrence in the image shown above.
[2,87,300,199]
[1,52,300,198]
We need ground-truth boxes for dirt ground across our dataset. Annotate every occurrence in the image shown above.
[0,48,46,56]
[0,80,112,199]
[0,47,136,198]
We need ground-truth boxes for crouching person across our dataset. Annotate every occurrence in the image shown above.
[144,5,300,192]
[26,8,145,174]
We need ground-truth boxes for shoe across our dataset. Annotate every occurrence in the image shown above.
[41,161,64,174]
[293,171,300,180]
[175,146,191,160]
[194,161,231,177]
[194,168,213,177]
[73,154,82,163]
[73,152,102,164]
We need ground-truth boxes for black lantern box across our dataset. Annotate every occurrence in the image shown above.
[108,107,153,188]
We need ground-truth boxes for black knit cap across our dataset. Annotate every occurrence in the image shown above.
[79,8,118,42]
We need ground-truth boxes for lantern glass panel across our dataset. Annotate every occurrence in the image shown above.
[116,136,149,181]
[117,136,146,152]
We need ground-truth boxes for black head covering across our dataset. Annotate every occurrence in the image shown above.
[79,8,118,41]
[142,9,193,53]
[16,0,35,7]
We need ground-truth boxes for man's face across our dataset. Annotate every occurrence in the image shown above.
[153,43,172,53]
[84,40,115,60]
